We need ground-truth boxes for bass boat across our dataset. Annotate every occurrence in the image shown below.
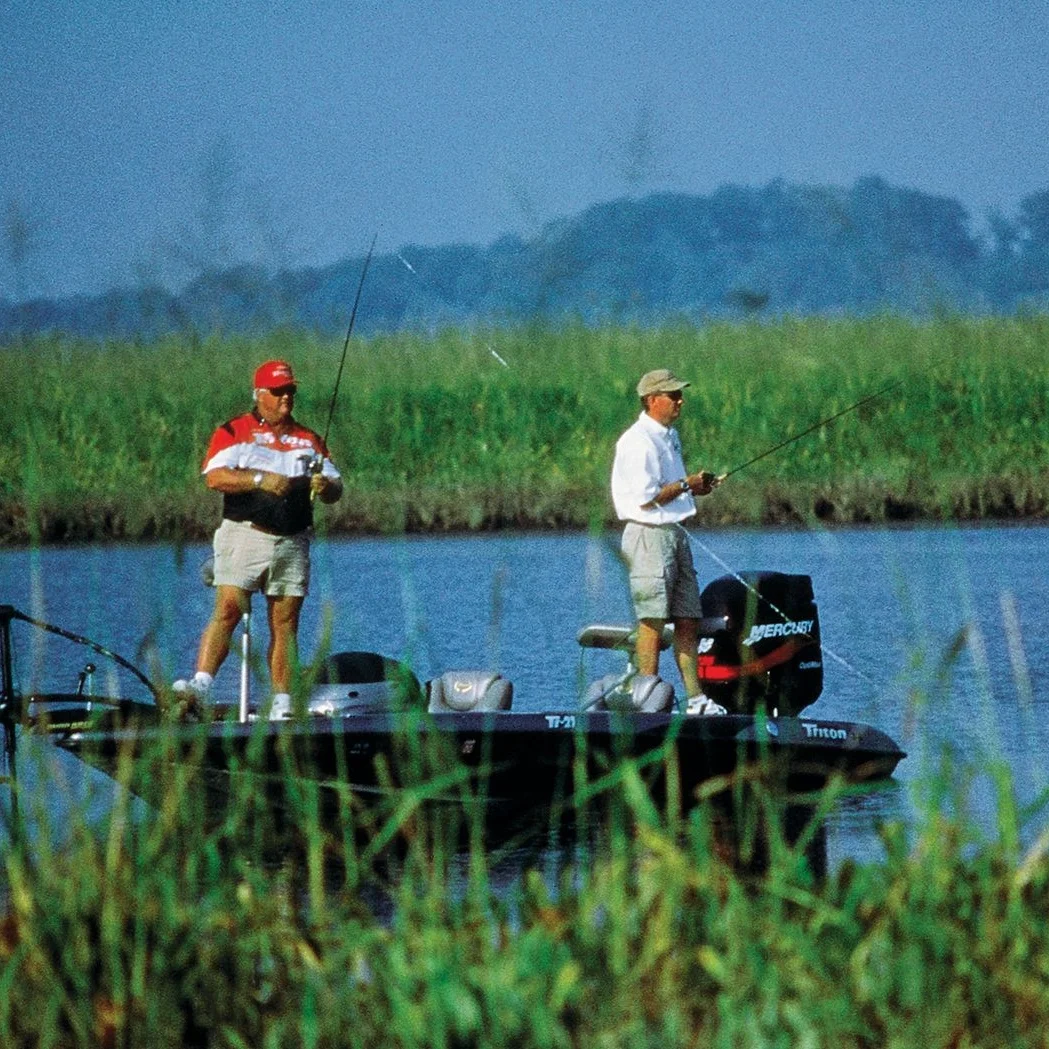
[1,570,905,817]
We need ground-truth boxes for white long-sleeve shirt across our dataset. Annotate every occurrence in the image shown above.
[611,411,696,525]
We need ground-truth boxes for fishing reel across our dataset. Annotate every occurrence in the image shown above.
[299,452,324,477]
[299,452,326,502]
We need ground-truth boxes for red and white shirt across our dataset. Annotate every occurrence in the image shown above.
[202,411,341,535]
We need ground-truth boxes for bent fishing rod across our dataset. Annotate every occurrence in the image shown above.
[0,604,158,700]
[718,379,901,481]
[321,232,378,449]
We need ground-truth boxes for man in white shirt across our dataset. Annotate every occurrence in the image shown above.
[611,368,723,712]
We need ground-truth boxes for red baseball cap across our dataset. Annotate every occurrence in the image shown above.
[253,360,297,390]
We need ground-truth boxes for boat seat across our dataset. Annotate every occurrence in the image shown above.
[428,671,513,713]
[583,673,676,713]
[309,651,424,713]
[315,651,418,686]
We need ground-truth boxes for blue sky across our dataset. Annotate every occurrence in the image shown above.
[2,0,1047,300]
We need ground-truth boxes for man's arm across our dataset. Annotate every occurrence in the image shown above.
[204,466,298,498]
[612,439,662,514]
[640,470,721,509]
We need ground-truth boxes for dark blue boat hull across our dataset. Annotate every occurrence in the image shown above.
[32,702,905,811]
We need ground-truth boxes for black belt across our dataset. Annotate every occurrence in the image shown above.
[234,520,303,538]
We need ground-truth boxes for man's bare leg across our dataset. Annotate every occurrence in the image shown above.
[672,616,702,698]
[635,618,666,677]
[196,585,251,675]
[266,594,304,694]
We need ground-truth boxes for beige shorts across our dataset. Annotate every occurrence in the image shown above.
[212,519,310,597]
[621,521,702,621]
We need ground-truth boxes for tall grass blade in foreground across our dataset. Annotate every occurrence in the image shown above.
[1,701,1048,1045]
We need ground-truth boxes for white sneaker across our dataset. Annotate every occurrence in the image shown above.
[172,674,212,703]
[686,694,728,716]
[171,673,213,718]
[268,693,292,720]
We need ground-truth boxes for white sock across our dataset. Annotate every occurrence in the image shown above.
[193,672,214,689]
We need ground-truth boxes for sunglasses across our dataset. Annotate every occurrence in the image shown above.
[265,386,297,398]
[661,390,684,401]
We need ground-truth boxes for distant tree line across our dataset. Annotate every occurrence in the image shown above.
[3,176,1048,340]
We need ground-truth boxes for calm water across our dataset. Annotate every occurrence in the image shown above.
[2,523,1048,866]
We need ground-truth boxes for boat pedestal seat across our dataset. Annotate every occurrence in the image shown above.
[427,671,513,713]
[584,673,676,713]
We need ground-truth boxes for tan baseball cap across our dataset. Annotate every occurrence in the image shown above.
[637,368,690,397]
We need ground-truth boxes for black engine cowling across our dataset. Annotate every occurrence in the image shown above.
[697,571,823,716]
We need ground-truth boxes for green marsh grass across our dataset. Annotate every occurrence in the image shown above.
[6,315,1049,542]
[2,702,1049,1047]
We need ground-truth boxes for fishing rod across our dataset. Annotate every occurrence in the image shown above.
[0,604,159,699]
[321,232,378,449]
[718,380,901,481]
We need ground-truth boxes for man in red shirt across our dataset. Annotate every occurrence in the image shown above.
[174,360,343,716]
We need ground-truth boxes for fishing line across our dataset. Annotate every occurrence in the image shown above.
[687,534,877,687]
[689,381,902,686]
[386,246,511,372]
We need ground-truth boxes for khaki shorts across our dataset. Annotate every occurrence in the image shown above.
[212,519,310,597]
[621,521,702,620]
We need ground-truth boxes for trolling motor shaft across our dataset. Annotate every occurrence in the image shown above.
[238,611,251,723]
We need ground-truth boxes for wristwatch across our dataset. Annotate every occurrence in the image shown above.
[678,479,691,494]
[252,471,264,489]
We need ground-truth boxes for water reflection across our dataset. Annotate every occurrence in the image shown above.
[273,785,837,927]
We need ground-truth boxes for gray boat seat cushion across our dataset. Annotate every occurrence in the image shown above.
[428,671,513,712]
[584,673,675,713]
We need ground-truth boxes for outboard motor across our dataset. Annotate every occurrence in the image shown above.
[308,651,424,715]
[697,571,823,716]
[428,671,513,713]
